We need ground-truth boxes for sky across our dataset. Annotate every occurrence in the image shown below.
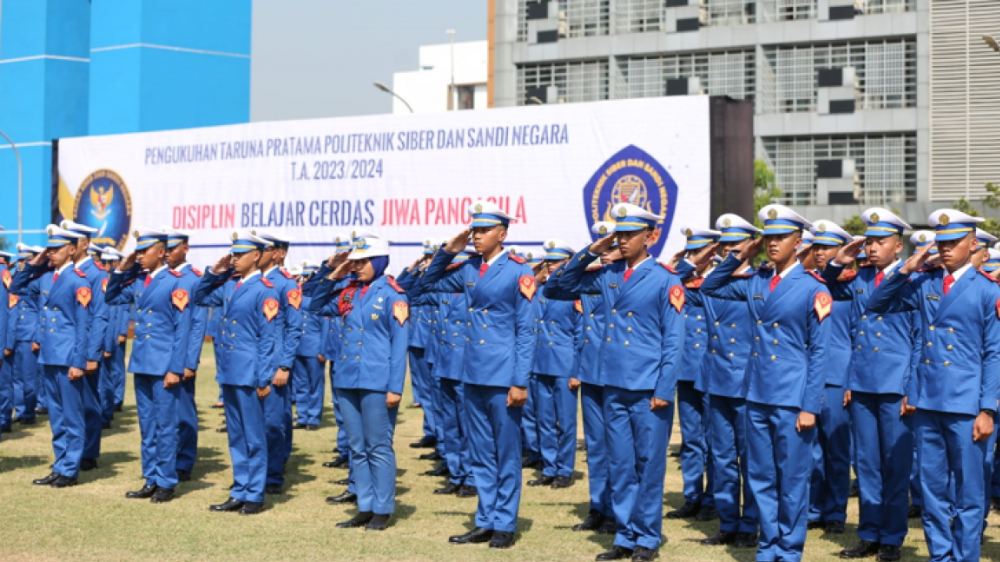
[250,0,487,122]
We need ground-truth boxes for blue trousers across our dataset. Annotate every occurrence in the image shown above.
[336,388,398,514]
[809,385,851,524]
[605,386,673,551]
[465,383,523,533]
[408,347,436,438]
[43,365,86,478]
[222,384,267,503]
[581,383,612,518]
[992,418,1000,499]
[985,413,999,527]
[708,394,757,534]
[521,376,541,462]
[82,369,102,459]
[850,392,911,546]
[293,355,324,426]
[0,355,12,429]
[429,370,447,449]
[11,341,38,421]
[330,365,349,457]
[907,415,923,508]
[677,381,712,506]
[747,402,815,562]
[438,377,472,486]
[100,340,126,422]
[264,382,292,486]
[134,373,180,489]
[176,376,198,474]
[915,410,986,562]
[534,373,577,478]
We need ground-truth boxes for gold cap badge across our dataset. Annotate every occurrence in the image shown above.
[598,225,608,235]
[722,218,732,228]
[939,213,950,226]
[870,213,880,224]
[818,224,827,233]
[231,232,239,241]
[767,209,777,220]
[474,203,483,214]
[617,207,627,218]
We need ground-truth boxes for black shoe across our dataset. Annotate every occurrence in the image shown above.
[293,423,308,430]
[907,504,922,518]
[410,436,437,449]
[176,470,191,482]
[326,491,357,504]
[80,458,98,471]
[573,511,604,532]
[324,455,349,469]
[807,519,826,529]
[840,540,880,559]
[419,451,444,461]
[33,472,59,486]
[337,511,374,528]
[435,482,461,495]
[126,484,158,499]
[36,407,49,415]
[877,545,901,561]
[734,533,757,548]
[528,475,555,487]
[101,423,112,430]
[551,475,573,489]
[489,531,515,549]
[701,531,736,546]
[20,417,36,426]
[825,520,845,534]
[595,545,634,561]
[238,501,264,515]
[366,513,390,531]
[264,484,283,495]
[423,464,450,477]
[666,502,700,519]
[306,424,319,431]
[210,497,244,512]
[216,426,227,433]
[632,546,658,561]
[457,485,478,498]
[211,403,224,409]
[115,404,123,412]
[695,505,718,521]
[335,478,351,486]
[522,459,543,470]
[332,447,341,454]
[449,527,493,544]
[51,476,77,488]
[151,488,174,503]
[599,517,617,535]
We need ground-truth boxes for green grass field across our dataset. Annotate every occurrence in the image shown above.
[0,344,994,561]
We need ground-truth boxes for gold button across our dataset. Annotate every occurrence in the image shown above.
[483,309,489,314]
[697,315,702,320]
[627,327,632,333]
[694,343,700,348]
[584,339,589,344]
[548,342,553,346]
[606,337,611,342]
[856,345,862,350]
[874,347,879,352]
[479,340,484,344]
[755,336,760,341]
[772,322,779,328]
[590,313,595,318]
[612,309,617,315]
[713,335,718,340]
[944,361,951,367]
[356,356,360,360]
[862,315,867,320]
[482,324,487,329]
[948,328,955,333]
[753,352,758,357]
[926,342,932,347]
[685,314,689,319]
[711,349,717,355]
[947,345,953,351]
[876,333,881,338]
[609,324,615,329]
[696,328,702,333]
[624,341,629,346]
[468,307,473,312]
[770,355,776,361]
[729,352,734,357]
[859,331,865,336]
[586,326,592,331]
[627,312,633,317]
[730,338,735,344]
[877,316,883,322]
[730,323,736,328]
[714,321,720,327]
[772,339,778,345]
[757,320,762,325]
[929,325,935,331]
[925,359,930,364]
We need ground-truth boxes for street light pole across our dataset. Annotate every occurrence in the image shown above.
[0,129,23,244]
[447,29,456,110]
[374,82,415,114]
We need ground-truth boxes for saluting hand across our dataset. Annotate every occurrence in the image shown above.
[30,248,51,267]
[164,372,181,389]
[507,386,527,407]
[688,243,720,268]
[835,237,866,267]
[331,260,353,280]
[900,242,933,275]
[589,234,616,256]
[119,251,138,272]
[796,411,816,432]
[735,237,763,261]
[211,254,232,275]
[444,229,472,254]
[386,392,402,409]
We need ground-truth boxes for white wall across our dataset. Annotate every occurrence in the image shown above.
[390,40,488,114]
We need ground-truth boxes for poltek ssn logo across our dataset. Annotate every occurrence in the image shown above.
[73,169,133,251]
[581,145,678,257]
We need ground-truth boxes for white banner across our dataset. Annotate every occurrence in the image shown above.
[57,96,711,270]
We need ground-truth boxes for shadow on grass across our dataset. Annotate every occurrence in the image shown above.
[83,450,139,483]
[0,454,50,472]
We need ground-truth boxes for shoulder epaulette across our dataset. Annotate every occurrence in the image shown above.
[660,262,677,273]
[281,269,294,280]
[95,262,106,272]
[387,276,406,293]
[168,269,183,278]
[509,255,526,265]
[191,267,203,277]
[685,277,704,289]
[808,270,827,283]
[977,268,1000,283]
[260,277,274,289]
[74,268,87,278]
[838,270,857,282]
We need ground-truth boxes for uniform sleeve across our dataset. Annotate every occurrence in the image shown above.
[185,281,208,370]
[10,264,47,295]
[980,283,1000,411]
[686,286,704,307]
[803,288,833,415]
[302,264,331,297]
[193,271,230,307]
[388,293,410,395]
[104,271,136,305]
[653,277,685,401]
[86,276,109,363]
[0,277,10,353]
[906,313,921,399]
[417,251,464,294]
[168,281,193,375]
[308,278,352,316]
[820,264,856,301]
[865,269,919,313]
[542,263,582,301]
[256,292,278,388]
[117,300,131,336]
[70,281,92,370]
[5,293,16,351]
[700,254,751,301]
[512,265,535,389]
[559,250,605,295]
[277,283,303,370]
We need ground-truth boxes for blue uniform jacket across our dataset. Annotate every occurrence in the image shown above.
[294,292,324,357]
[12,264,92,370]
[6,266,39,347]
[557,252,685,401]
[105,265,192,376]
[867,265,1000,416]
[264,268,303,371]
[700,255,831,414]
[308,274,409,394]
[542,263,608,386]
[823,263,914,394]
[432,290,467,382]
[77,258,109,364]
[415,250,535,389]
[174,264,208,371]
[816,267,856,388]
[193,270,278,388]
[679,278,708,385]
[531,283,581,378]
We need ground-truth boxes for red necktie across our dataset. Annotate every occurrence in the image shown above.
[479,263,488,278]
[235,280,243,291]
[943,274,955,295]
[144,276,152,288]
[624,268,634,283]
[875,271,884,287]
[53,272,59,284]
[769,275,781,292]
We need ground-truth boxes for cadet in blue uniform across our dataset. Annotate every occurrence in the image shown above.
[803,220,853,535]
[194,230,278,515]
[60,220,108,472]
[820,208,915,561]
[866,209,1000,562]
[6,245,40,427]
[254,231,302,495]
[293,261,324,430]
[906,230,936,519]
[163,228,209,483]
[0,250,14,433]
[689,214,760,549]
[668,226,720,522]
[417,201,535,550]
[105,230,193,503]
[96,246,127,426]
[695,204,831,562]
[558,203,685,562]
[526,239,580,489]
[13,225,92,487]
[408,240,437,450]
[319,233,353,472]
[309,235,408,531]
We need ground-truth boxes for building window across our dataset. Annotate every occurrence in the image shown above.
[700,0,756,27]
[559,0,611,38]
[855,0,915,15]
[760,134,917,205]
[621,51,756,100]
[755,0,816,22]
[615,0,666,34]
[516,60,610,104]
[456,86,476,110]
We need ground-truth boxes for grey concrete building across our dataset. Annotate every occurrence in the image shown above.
[489,0,1000,225]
